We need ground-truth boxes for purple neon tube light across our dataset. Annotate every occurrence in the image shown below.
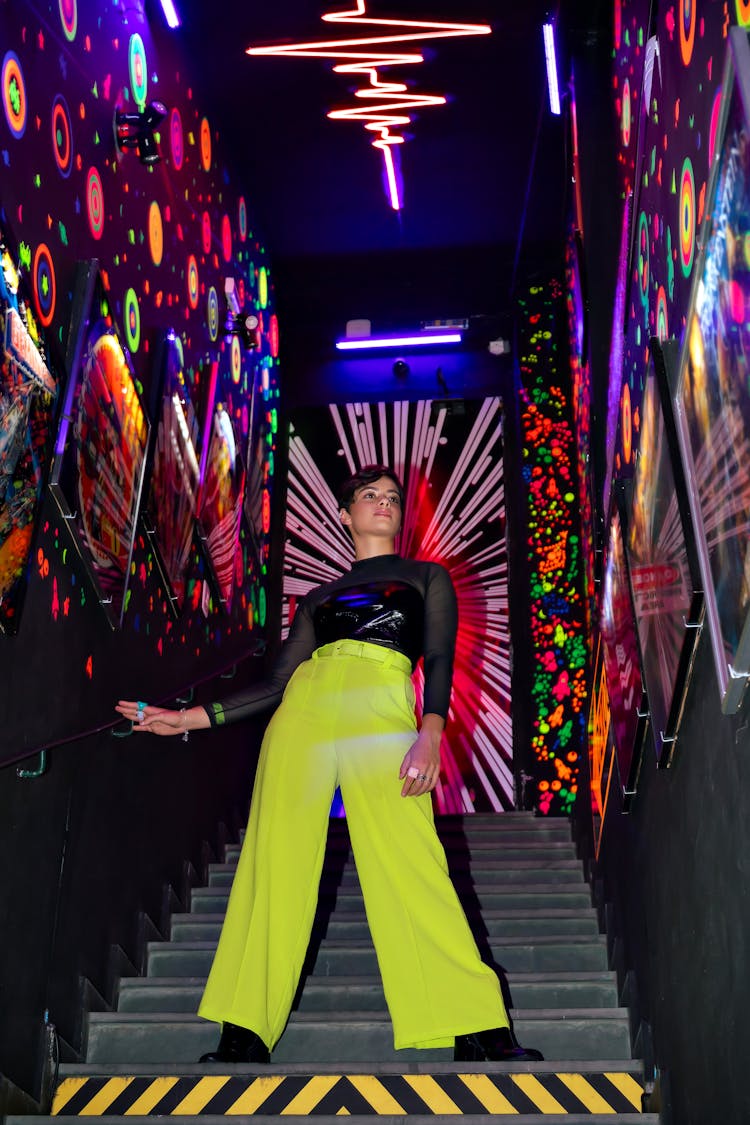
[159,0,181,28]
[543,23,561,115]
[336,332,463,351]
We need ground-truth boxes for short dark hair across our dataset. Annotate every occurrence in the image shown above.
[337,464,404,511]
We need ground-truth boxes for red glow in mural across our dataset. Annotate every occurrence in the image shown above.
[284,396,514,813]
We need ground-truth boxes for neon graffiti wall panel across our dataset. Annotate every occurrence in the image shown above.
[517,279,587,817]
[600,482,649,806]
[243,361,274,579]
[197,403,246,610]
[627,340,704,766]
[0,229,59,634]
[674,27,750,714]
[49,264,150,629]
[589,635,618,859]
[284,396,515,814]
[142,332,201,615]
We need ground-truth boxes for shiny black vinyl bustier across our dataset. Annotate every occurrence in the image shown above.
[313,580,424,666]
[208,554,457,726]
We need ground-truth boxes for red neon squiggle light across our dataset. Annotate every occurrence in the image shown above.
[247,2,491,209]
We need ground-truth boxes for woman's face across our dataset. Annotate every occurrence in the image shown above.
[341,475,403,540]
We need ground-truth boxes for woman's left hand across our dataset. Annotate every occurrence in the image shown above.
[399,724,442,797]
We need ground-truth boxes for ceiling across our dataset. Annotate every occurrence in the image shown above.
[170,0,611,350]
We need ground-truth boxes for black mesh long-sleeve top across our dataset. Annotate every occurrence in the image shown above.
[208,554,457,727]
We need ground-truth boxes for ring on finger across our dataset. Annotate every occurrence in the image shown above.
[418,773,428,781]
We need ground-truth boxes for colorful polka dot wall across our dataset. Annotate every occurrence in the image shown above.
[564,227,596,634]
[0,2,279,757]
[610,0,741,486]
[517,280,588,816]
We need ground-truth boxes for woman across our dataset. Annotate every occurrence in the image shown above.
[117,465,542,1064]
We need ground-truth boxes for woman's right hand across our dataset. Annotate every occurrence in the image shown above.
[115,700,209,736]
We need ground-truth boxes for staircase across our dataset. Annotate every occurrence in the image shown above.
[17,813,657,1123]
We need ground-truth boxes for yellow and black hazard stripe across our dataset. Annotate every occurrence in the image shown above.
[52,1071,646,1116]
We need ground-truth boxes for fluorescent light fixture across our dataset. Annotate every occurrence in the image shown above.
[336,331,463,351]
[159,0,181,28]
[543,22,561,115]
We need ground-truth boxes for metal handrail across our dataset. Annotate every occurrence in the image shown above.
[8,637,267,777]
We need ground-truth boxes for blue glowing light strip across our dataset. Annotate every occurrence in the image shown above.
[336,332,462,350]
[159,0,181,28]
[543,22,561,115]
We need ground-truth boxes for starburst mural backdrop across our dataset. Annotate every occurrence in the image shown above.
[283,396,515,814]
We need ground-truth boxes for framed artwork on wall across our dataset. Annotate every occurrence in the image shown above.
[142,331,201,616]
[599,480,649,807]
[628,339,704,766]
[0,227,60,634]
[673,26,750,714]
[589,634,617,859]
[196,401,245,609]
[242,361,270,574]
[49,261,150,629]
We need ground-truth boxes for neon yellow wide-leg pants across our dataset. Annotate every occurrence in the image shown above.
[198,639,509,1050]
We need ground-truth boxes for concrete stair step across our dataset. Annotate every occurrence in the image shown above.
[84,1010,634,1065]
[288,812,574,838]
[207,864,585,888]
[169,911,601,943]
[223,841,578,863]
[117,972,620,1014]
[236,820,575,838]
[48,813,651,1118]
[56,1058,649,1075]
[38,1060,653,1121]
[189,884,594,914]
[146,936,609,979]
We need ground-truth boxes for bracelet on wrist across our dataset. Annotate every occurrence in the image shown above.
[180,707,189,742]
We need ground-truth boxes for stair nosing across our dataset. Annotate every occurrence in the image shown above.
[148,934,607,952]
[119,968,618,988]
[89,1007,631,1026]
[57,1057,646,1077]
[173,908,598,923]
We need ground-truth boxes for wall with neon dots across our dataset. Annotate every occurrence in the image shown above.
[517,281,588,817]
[0,2,279,762]
[609,0,744,489]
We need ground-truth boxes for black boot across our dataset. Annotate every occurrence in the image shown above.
[455,1025,544,1063]
[199,1022,270,1064]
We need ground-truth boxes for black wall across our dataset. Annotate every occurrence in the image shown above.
[584,641,750,1124]
[0,688,265,1101]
